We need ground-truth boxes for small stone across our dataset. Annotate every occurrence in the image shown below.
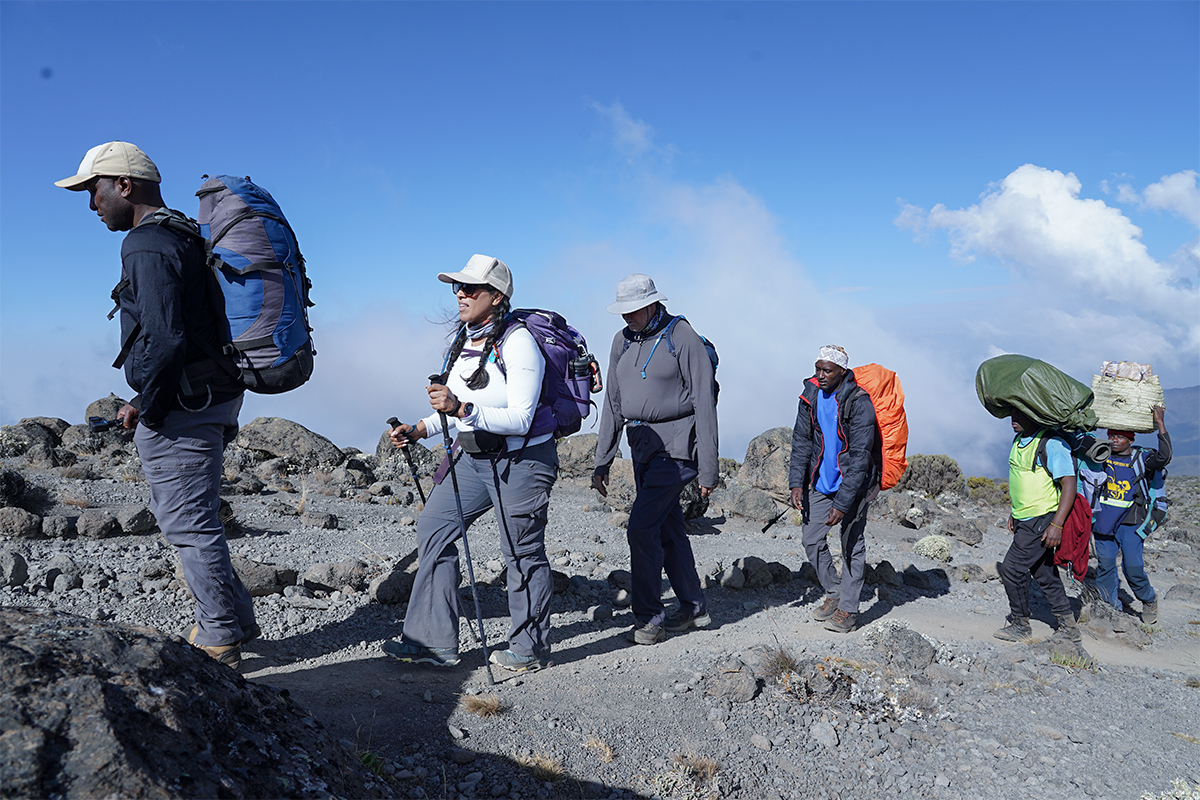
[750,734,772,751]
[613,589,631,607]
[810,721,839,748]
[586,605,613,621]
[448,725,466,740]
[0,507,42,539]
[606,512,630,529]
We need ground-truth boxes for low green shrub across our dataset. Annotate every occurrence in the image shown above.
[967,476,1010,506]
[894,454,966,498]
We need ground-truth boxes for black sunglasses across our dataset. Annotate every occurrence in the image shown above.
[452,282,490,296]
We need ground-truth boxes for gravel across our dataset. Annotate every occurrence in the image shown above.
[3,456,1199,800]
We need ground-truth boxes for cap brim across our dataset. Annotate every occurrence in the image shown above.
[54,173,93,190]
[437,271,470,284]
[606,294,666,314]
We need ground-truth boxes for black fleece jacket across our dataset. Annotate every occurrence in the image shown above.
[115,213,238,427]
[788,370,879,513]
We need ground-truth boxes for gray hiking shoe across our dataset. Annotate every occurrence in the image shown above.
[382,639,460,666]
[1053,612,1083,645]
[811,596,839,622]
[1141,599,1159,626]
[993,615,1033,642]
[626,621,665,645]
[664,610,711,633]
[489,649,550,672]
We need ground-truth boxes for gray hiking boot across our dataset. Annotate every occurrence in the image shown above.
[1053,612,1083,645]
[626,621,665,645]
[1141,599,1159,626]
[993,615,1033,642]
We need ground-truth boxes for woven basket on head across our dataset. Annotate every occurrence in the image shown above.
[1090,374,1163,433]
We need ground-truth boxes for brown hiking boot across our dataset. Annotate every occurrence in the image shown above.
[811,596,839,622]
[186,623,261,646]
[196,642,242,670]
[993,615,1033,642]
[824,610,857,633]
[1141,600,1159,626]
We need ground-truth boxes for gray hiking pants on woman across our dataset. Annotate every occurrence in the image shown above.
[135,396,256,647]
[402,440,558,658]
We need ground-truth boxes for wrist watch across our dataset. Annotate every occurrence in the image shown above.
[460,402,474,418]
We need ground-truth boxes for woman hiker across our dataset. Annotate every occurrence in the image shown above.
[592,274,717,645]
[382,254,557,672]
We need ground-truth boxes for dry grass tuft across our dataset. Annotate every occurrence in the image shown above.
[459,694,505,717]
[515,752,564,782]
[1169,731,1200,746]
[59,493,89,508]
[583,737,615,763]
[759,636,799,680]
[1185,678,1200,689]
[671,751,720,782]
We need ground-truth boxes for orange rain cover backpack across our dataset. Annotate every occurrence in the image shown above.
[850,364,909,491]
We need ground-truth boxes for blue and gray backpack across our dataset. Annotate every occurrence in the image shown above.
[620,315,719,402]
[195,175,315,394]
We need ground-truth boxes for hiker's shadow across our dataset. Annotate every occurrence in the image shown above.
[244,655,633,799]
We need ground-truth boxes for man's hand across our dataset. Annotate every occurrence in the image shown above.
[117,404,139,430]
[826,507,845,526]
[791,487,804,510]
[1041,523,1063,548]
[1008,515,1015,535]
[592,472,609,498]
[700,485,713,499]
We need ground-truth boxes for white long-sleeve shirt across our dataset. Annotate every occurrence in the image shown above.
[422,325,550,451]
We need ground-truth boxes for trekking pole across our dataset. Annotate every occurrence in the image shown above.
[428,374,495,685]
[386,417,428,506]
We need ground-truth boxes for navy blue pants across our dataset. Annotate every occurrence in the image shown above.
[1095,523,1156,607]
[627,455,706,627]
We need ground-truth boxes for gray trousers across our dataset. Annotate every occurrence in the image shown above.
[135,396,254,647]
[801,491,870,614]
[402,440,557,658]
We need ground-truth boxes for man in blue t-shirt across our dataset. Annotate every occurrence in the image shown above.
[789,345,879,634]
[1091,405,1171,624]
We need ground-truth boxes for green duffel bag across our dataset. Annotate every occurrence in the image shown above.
[975,354,1098,432]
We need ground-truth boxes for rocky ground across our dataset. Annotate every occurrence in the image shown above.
[2,406,1199,800]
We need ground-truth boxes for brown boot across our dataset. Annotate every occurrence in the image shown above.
[195,642,242,670]
[1141,600,1159,626]
[993,615,1032,642]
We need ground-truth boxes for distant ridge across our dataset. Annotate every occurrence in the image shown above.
[1160,385,1198,477]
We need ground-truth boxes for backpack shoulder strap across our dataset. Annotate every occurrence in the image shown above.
[662,315,685,356]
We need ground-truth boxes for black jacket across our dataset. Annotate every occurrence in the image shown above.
[788,370,879,513]
[114,213,239,427]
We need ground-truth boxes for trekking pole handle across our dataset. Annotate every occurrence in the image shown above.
[386,417,417,440]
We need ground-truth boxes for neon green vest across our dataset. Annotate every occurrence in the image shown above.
[1009,431,1060,520]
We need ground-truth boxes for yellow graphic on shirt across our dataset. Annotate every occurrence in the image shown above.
[1105,477,1132,502]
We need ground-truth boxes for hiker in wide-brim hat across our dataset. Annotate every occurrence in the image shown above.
[382,254,557,673]
[593,274,717,646]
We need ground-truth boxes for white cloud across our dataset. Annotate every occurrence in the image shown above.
[895,164,1199,355]
[1143,170,1200,227]
[591,101,656,160]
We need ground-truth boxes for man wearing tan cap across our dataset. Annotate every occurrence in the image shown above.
[57,142,257,669]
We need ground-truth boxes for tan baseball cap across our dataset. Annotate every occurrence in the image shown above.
[438,254,514,298]
[55,141,161,190]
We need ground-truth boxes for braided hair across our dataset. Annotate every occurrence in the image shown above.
[444,294,512,391]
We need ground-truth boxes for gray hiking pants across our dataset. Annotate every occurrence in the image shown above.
[135,396,255,647]
[801,491,870,614]
[402,440,558,658]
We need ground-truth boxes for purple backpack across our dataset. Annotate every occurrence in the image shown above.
[497,309,601,443]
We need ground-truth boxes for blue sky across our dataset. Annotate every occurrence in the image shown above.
[2,1,1197,477]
